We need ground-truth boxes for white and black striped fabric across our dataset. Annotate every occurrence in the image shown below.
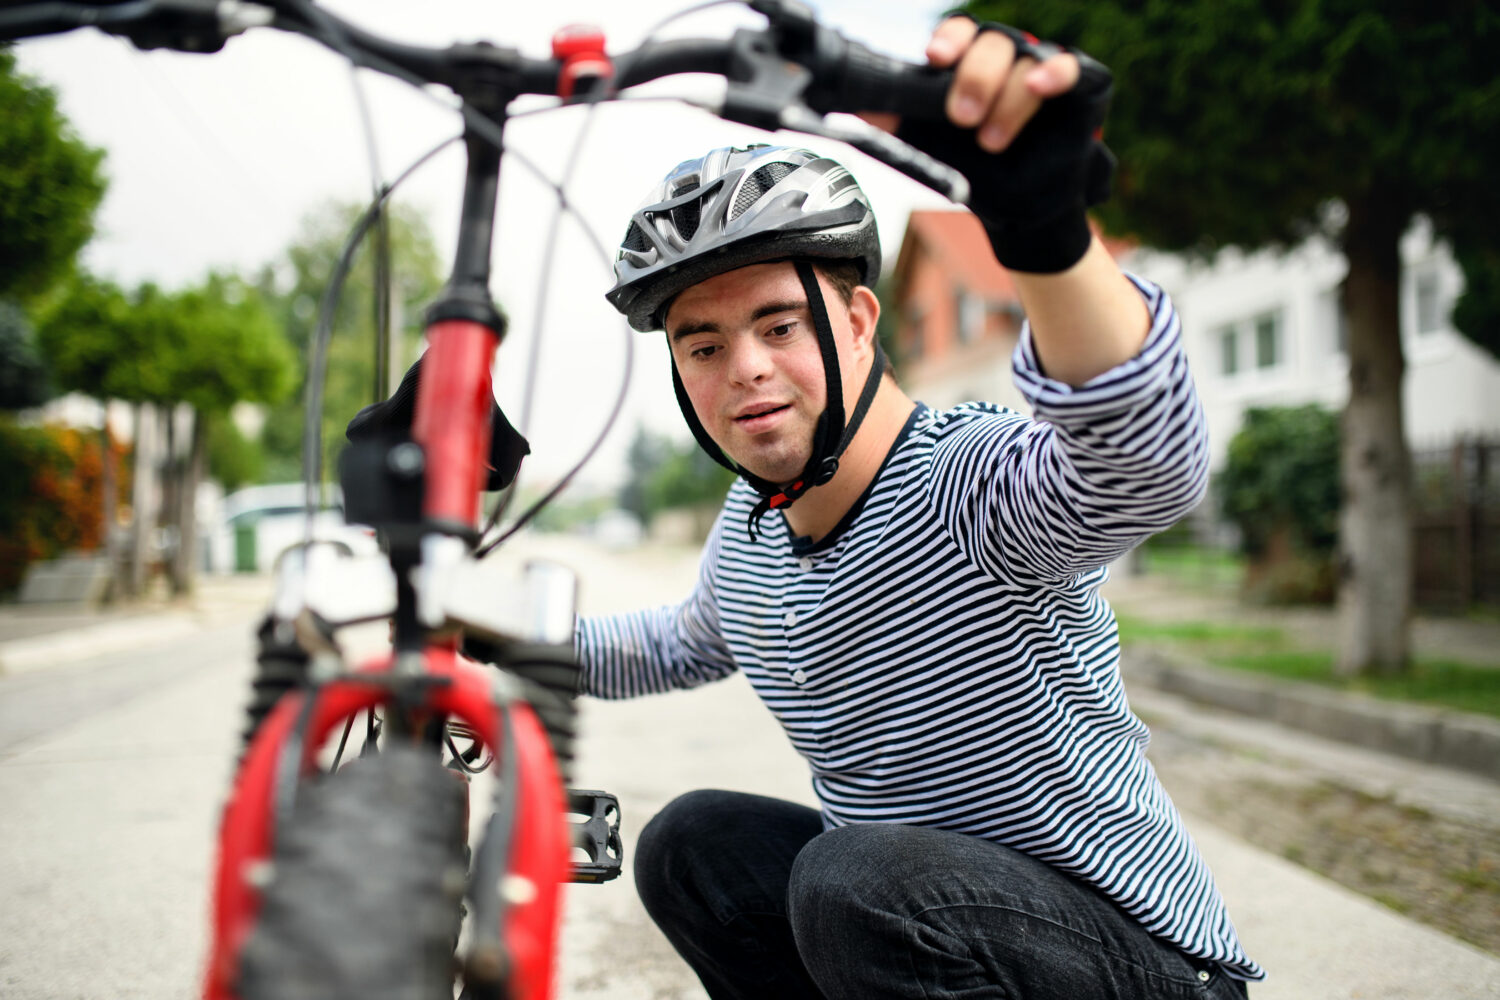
[576,275,1263,980]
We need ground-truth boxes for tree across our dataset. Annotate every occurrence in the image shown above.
[618,425,735,526]
[37,273,294,595]
[618,426,673,522]
[255,200,445,483]
[0,302,54,410]
[207,413,265,493]
[35,274,151,595]
[0,48,107,304]
[146,275,295,591]
[967,0,1500,675]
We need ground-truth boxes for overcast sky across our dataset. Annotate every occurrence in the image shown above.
[14,0,957,491]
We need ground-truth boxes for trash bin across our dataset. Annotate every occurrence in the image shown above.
[234,520,257,573]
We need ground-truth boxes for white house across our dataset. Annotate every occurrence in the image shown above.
[893,211,1500,471]
[1127,218,1500,469]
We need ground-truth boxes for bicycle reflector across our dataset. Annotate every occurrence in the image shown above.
[552,24,610,98]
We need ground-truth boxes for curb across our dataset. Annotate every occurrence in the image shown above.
[1121,645,1500,782]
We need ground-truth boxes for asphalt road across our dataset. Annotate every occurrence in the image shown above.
[0,622,254,1000]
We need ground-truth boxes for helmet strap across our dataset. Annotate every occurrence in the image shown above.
[666,260,889,540]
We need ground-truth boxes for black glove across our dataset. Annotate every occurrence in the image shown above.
[345,354,529,491]
[897,20,1115,274]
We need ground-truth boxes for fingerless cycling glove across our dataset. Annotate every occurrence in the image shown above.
[897,20,1116,274]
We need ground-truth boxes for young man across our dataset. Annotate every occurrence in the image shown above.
[578,15,1262,999]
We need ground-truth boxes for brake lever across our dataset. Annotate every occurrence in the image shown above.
[779,105,971,205]
[718,19,970,204]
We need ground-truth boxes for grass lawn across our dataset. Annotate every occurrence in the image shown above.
[1137,544,1245,590]
[1116,616,1500,719]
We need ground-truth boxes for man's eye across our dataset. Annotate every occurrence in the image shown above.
[768,322,796,338]
[690,344,718,360]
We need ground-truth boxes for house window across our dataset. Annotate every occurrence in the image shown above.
[1218,325,1239,377]
[1216,308,1286,380]
[1415,270,1444,336]
[1254,312,1281,369]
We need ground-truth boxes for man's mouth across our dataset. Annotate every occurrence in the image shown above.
[734,404,790,423]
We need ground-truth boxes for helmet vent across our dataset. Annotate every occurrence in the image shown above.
[671,200,701,242]
[623,223,651,252]
[730,162,796,219]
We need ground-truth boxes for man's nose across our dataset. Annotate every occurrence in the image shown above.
[726,338,773,385]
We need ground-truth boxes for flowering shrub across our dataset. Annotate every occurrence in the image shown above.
[0,420,120,593]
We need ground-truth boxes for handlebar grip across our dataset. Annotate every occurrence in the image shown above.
[823,38,953,121]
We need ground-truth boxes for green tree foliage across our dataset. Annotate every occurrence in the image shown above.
[254,201,445,482]
[206,413,264,493]
[0,301,54,410]
[964,2,1499,327]
[147,274,296,413]
[1219,405,1341,604]
[35,272,295,594]
[618,426,673,521]
[35,274,159,402]
[37,272,293,410]
[618,426,735,522]
[0,49,107,304]
[1220,405,1341,559]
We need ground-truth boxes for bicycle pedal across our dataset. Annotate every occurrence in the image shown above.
[566,789,622,884]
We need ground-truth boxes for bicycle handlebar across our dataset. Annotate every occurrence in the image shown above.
[0,0,970,200]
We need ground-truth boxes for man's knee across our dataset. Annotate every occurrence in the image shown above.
[787,824,915,937]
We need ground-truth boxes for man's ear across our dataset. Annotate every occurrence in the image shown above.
[847,285,880,359]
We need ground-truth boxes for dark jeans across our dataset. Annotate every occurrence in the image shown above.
[633,789,1250,1000]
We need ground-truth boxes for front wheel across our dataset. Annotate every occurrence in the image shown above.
[236,745,469,1000]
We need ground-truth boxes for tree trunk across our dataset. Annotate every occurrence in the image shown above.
[100,419,118,602]
[160,402,180,592]
[127,402,154,598]
[1336,195,1413,676]
[170,409,206,596]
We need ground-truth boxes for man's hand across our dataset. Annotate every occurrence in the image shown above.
[890,15,1148,386]
[925,16,1080,154]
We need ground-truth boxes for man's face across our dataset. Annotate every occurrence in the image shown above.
[664,262,868,485]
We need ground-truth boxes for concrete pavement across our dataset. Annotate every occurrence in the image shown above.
[2,535,1497,998]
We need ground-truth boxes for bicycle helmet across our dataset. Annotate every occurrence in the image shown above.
[606,145,888,537]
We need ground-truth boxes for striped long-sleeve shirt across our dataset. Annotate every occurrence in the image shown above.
[576,275,1263,980]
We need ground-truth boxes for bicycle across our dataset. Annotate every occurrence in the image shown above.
[1,2,972,997]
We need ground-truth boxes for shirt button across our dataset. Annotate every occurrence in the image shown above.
[798,557,813,570]
[791,668,807,684]
[783,611,798,627]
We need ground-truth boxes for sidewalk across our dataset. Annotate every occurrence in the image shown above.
[0,574,272,675]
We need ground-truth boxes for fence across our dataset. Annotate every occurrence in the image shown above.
[1412,437,1500,610]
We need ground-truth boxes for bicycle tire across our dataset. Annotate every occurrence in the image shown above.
[236,745,469,1000]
